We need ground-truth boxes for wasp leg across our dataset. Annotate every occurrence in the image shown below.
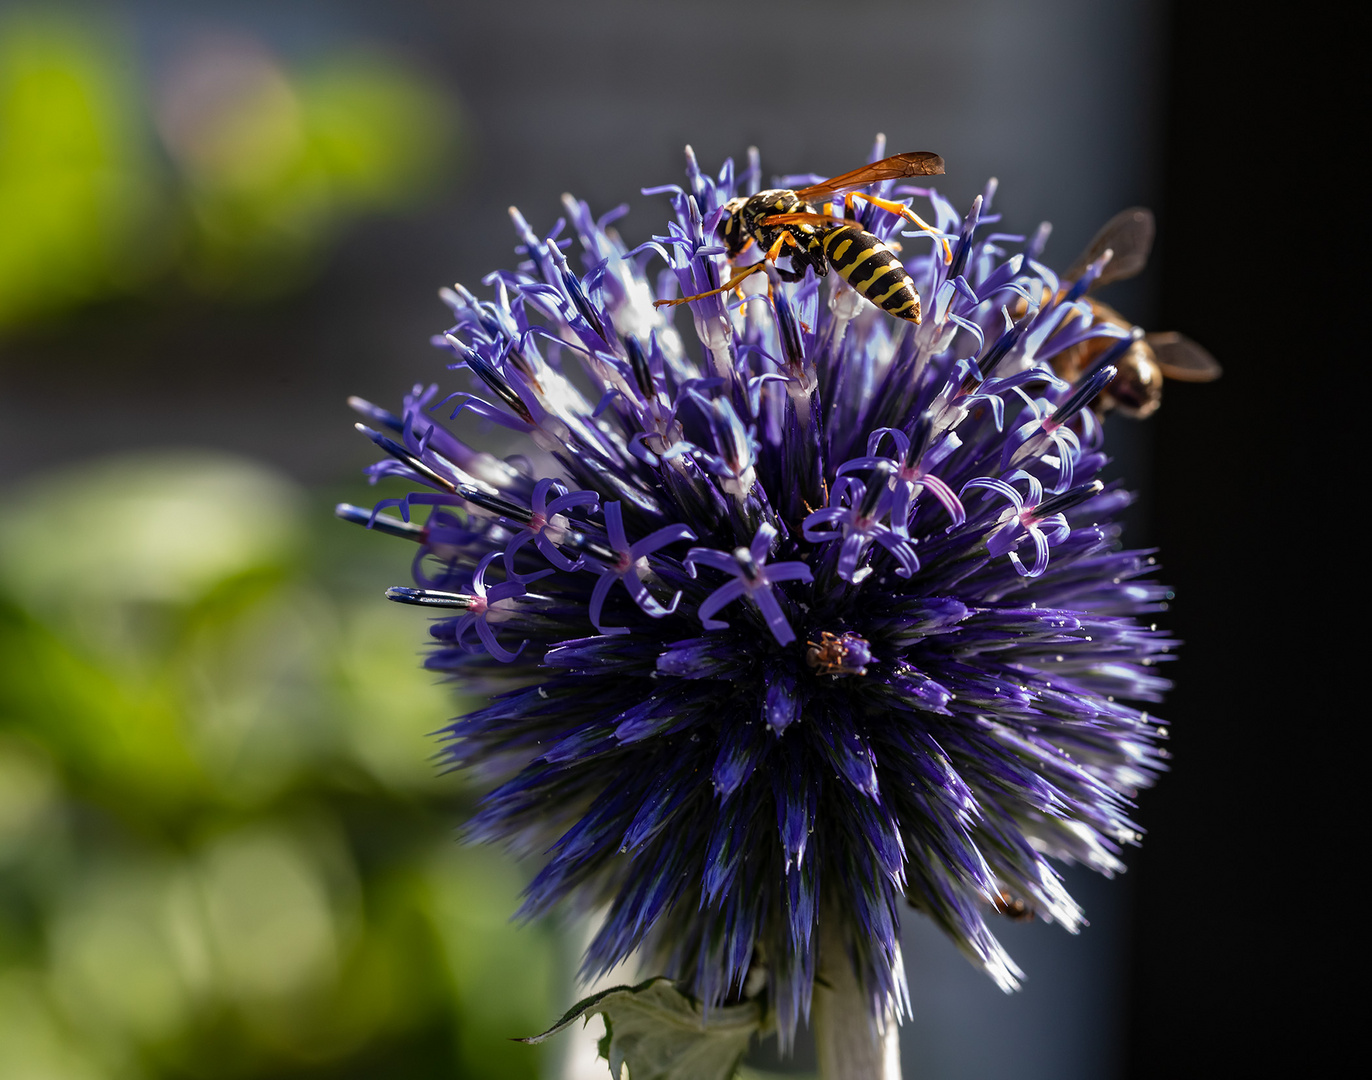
[652,261,767,309]
[850,192,953,263]
[768,230,817,283]
[766,230,801,262]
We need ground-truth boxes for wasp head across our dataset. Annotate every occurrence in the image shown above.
[717,196,749,257]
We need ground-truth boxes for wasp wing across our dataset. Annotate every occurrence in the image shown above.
[793,151,945,201]
[1145,331,1222,381]
[757,211,856,228]
[1065,207,1156,288]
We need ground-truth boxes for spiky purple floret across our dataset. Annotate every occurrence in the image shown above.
[346,138,1173,1046]
[686,523,813,644]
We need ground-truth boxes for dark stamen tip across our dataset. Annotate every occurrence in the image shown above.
[348,396,404,432]
[356,424,458,493]
[1038,480,1105,517]
[335,503,428,541]
[385,587,473,609]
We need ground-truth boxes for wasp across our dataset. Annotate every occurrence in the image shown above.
[1046,207,1221,418]
[655,151,949,323]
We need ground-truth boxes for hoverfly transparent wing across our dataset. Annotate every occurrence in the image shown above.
[1065,207,1156,289]
[1145,331,1222,382]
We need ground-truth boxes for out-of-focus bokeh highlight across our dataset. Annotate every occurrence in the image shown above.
[0,452,556,1078]
[0,8,454,330]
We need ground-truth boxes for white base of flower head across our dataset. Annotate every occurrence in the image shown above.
[814,921,904,1080]
[559,908,643,1080]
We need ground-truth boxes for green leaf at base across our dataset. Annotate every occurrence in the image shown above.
[521,977,766,1080]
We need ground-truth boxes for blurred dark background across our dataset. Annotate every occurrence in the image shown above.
[0,1,1341,1077]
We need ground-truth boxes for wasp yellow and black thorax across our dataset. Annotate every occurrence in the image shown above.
[717,189,923,321]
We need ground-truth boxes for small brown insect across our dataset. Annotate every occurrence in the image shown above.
[806,630,872,676]
[1048,207,1221,418]
[991,889,1036,922]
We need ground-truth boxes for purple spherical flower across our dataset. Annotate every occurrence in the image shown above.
[342,139,1172,1047]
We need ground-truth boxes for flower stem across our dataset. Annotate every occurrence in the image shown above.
[813,917,902,1080]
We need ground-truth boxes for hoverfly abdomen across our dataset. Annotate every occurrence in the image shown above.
[1045,207,1220,418]
[822,225,922,321]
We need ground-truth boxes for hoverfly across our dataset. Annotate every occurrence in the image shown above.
[655,150,949,323]
[1048,207,1221,418]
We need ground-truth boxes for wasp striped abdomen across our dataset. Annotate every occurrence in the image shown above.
[822,225,921,321]
[653,152,945,324]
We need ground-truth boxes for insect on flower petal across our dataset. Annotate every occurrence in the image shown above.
[346,139,1188,1049]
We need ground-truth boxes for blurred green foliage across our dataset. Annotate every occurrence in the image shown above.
[0,452,556,1079]
[0,9,458,328]
[0,13,162,328]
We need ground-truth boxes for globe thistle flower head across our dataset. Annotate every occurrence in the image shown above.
[342,138,1172,1046]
